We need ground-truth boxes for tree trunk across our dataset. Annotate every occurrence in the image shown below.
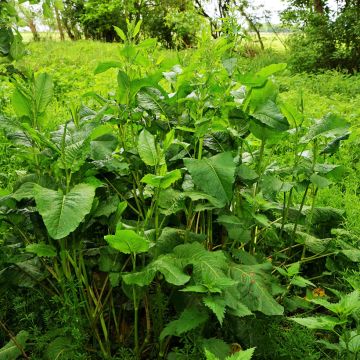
[55,7,65,41]
[239,6,264,50]
[28,20,40,41]
[314,0,324,14]
[62,17,77,40]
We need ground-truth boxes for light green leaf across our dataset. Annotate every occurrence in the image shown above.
[26,243,56,257]
[94,61,122,75]
[132,19,142,38]
[287,262,300,277]
[12,182,36,201]
[105,229,150,254]
[54,0,64,10]
[160,307,208,340]
[12,87,31,118]
[9,34,25,61]
[184,152,235,205]
[301,113,349,143]
[226,347,256,360]
[203,296,226,325]
[123,254,190,286]
[117,70,130,104]
[205,350,219,360]
[163,129,175,151]
[257,63,287,77]
[35,73,53,114]
[291,276,315,288]
[202,338,231,360]
[310,174,332,189]
[137,129,158,166]
[141,170,181,189]
[0,330,29,360]
[290,316,344,331]
[184,191,225,208]
[34,184,96,239]
[237,164,258,181]
[114,26,127,41]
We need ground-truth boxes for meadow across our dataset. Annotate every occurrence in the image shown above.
[1,31,360,359]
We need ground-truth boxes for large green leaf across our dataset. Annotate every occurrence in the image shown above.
[12,87,32,118]
[174,243,236,293]
[0,330,29,360]
[301,113,349,143]
[105,229,150,254]
[123,254,190,286]
[94,61,122,75]
[290,316,344,331]
[34,184,96,239]
[184,152,235,205]
[35,73,53,114]
[141,170,181,189]
[160,307,208,340]
[45,336,74,360]
[137,129,158,166]
[117,70,131,104]
[26,243,56,257]
[252,100,289,131]
[229,263,283,316]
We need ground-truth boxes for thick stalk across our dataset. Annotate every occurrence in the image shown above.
[132,254,140,359]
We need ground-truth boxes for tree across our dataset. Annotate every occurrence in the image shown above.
[17,3,41,41]
[282,0,360,72]
[194,0,265,49]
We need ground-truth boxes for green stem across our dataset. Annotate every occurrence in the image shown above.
[292,183,309,238]
[131,254,139,359]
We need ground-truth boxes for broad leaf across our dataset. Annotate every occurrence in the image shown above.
[114,26,127,41]
[203,296,226,325]
[160,307,208,340]
[105,229,150,254]
[310,174,331,189]
[0,330,28,360]
[94,61,122,75]
[229,263,284,316]
[184,152,235,205]
[12,87,31,118]
[123,254,190,286]
[137,129,158,166]
[290,316,344,331]
[26,243,56,257]
[301,113,349,143]
[174,243,236,292]
[35,73,53,114]
[141,170,181,189]
[252,100,289,131]
[34,184,96,239]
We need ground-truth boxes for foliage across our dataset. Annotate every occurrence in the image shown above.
[0,19,360,360]
[282,0,360,72]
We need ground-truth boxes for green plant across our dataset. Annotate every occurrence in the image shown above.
[0,20,358,360]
